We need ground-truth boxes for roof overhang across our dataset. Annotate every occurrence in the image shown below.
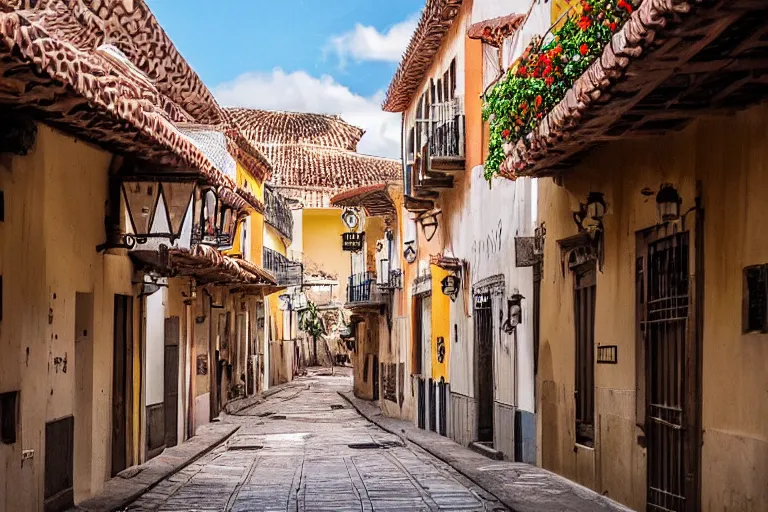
[330,183,399,223]
[131,246,276,287]
[383,0,464,112]
[0,2,259,211]
[502,0,768,178]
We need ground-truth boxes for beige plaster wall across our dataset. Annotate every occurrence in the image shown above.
[538,102,768,510]
[0,124,134,510]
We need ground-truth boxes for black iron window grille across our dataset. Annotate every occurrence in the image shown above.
[574,261,596,447]
[264,187,293,241]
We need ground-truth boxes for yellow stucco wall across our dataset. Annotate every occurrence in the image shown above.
[303,209,348,301]
[430,266,451,382]
[264,224,287,256]
[538,102,768,510]
[227,162,264,265]
[0,124,135,509]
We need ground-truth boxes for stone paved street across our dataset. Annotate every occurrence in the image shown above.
[125,369,506,512]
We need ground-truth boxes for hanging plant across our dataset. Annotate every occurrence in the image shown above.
[482,0,635,180]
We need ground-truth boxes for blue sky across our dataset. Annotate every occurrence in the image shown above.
[147,0,421,158]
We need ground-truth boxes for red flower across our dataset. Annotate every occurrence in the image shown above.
[610,22,617,31]
[543,65,553,76]
[501,129,511,138]
[581,1,592,11]
[536,112,544,119]
[516,118,524,126]
[580,43,589,56]
[545,76,555,86]
[618,0,633,13]
[577,16,592,30]
[520,101,529,112]
[532,68,540,78]
[555,45,563,54]
[517,66,528,77]
[535,95,543,109]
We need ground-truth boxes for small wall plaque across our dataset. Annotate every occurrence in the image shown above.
[196,354,208,375]
[597,345,618,364]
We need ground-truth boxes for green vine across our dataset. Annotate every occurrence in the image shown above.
[482,0,635,180]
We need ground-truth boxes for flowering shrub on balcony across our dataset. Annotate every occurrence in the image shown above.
[482,0,635,180]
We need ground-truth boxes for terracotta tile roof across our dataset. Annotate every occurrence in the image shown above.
[23,0,222,124]
[383,0,463,113]
[226,108,401,207]
[0,0,262,211]
[225,108,365,151]
[261,144,401,192]
[501,0,768,178]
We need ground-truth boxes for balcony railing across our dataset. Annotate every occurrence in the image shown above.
[264,187,293,242]
[263,247,302,286]
[430,97,465,159]
[347,271,388,305]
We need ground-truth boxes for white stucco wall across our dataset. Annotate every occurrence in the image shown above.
[446,169,536,414]
[145,288,167,406]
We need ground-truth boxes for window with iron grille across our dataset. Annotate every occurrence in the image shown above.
[574,261,596,447]
[743,264,768,333]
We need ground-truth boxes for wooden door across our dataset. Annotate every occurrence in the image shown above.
[164,316,180,448]
[111,295,132,476]
[637,221,701,512]
[474,293,494,443]
[421,295,432,379]
[44,416,74,512]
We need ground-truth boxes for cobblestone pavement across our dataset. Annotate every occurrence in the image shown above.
[126,369,506,512]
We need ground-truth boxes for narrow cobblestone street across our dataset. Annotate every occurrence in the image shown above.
[125,369,506,512]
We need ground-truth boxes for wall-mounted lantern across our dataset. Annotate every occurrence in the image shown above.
[404,241,417,264]
[586,192,607,221]
[573,192,606,237]
[502,292,524,334]
[341,208,360,230]
[192,186,241,248]
[441,274,460,301]
[656,184,682,223]
[119,180,196,249]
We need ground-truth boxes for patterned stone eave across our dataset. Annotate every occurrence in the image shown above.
[467,13,525,48]
[0,0,222,124]
[0,2,262,213]
[501,0,768,178]
[330,183,398,223]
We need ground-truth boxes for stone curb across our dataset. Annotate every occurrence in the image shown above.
[339,391,633,512]
[75,423,240,512]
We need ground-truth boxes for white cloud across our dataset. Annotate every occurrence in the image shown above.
[328,15,417,67]
[214,68,401,159]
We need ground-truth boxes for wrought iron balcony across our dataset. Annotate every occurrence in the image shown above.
[262,247,302,286]
[346,271,388,307]
[264,187,293,242]
[429,97,465,166]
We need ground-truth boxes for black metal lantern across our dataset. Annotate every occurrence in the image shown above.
[502,292,524,334]
[191,186,242,247]
[122,179,196,246]
[586,192,607,221]
[441,274,460,301]
[656,184,682,223]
